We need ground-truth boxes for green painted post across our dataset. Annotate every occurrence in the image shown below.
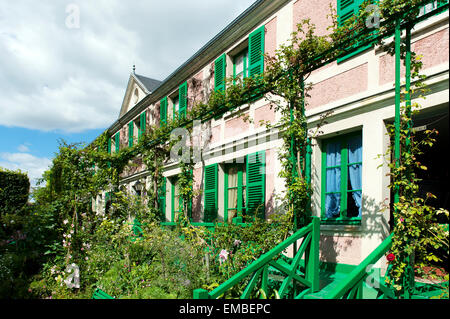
[193,288,210,299]
[306,137,312,217]
[306,216,320,292]
[394,18,401,207]
[405,26,412,154]
[403,25,415,299]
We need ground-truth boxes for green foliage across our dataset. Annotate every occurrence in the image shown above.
[0,168,30,217]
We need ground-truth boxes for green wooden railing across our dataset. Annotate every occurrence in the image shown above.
[92,288,115,299]
[193,217,320,299]
[306,233,395,299]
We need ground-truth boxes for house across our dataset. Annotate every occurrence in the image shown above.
[94,0,449,272]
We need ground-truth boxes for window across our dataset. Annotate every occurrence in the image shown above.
[133,88,139,104]
[321,132,363,223]
[233,49,248,83]
[171,178,182,222]
[225,163,246,223]
[172,96,179,120]
[223,151,266,223]
[171,173,193,222]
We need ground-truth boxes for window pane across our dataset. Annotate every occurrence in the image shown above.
[348,164,362,191]
[227,209,237,223]
[326,142,341,167]
[326,167,341,193]
[347,191,362,218]
[173,98,179,114]
[235,54,244,75]
[228,188,237,209]
[325,193,340,218]
[348,135,362,164]
[174,182,181,212]
[228,167,238,188]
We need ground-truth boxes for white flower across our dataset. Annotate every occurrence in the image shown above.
[67,234,71,238]
[63,219,69,225]
[233,239,242,247]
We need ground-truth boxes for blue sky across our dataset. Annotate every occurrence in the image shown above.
[0,0,256,186]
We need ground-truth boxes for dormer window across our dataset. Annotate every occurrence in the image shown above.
[133,88,139,104]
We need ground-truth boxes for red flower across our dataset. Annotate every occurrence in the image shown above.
[386,253,395,262]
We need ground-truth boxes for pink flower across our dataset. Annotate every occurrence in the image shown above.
[219,249,229,264]
[386,253,395,262]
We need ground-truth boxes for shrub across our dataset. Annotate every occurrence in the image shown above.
[0,168,30,216]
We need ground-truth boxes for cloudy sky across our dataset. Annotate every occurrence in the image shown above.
[0,0,256,186]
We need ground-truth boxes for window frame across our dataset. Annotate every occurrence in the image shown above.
[224,162,247,223]
[321,131,363,225]
[172,96,180,120]
[171,177,182,222]
[233,48,249,84]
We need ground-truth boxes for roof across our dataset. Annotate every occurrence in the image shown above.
[133,74,162,93]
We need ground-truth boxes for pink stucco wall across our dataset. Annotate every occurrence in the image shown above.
[225,113,250,138]
[209,125,221,145]
[265,17,277,60]
[379,28,449,85]
[254,103,275,128]
[293,0,335,37]
[307,63,368,110]
[320,235,362,266]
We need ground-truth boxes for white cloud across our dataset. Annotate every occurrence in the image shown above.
[0,0,256,133]
[17,144,31,152]
[0,152,52,187]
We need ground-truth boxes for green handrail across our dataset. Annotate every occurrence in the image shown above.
[194,217,320,299]
[308,233,394,299]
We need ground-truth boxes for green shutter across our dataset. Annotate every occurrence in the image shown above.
[337,0,373,62]
[139,111,146,141]
[179,82,187,119]
[338,0,358,26]
[159,177,166,221]
[246,151,266,220]
[248,25,265,78]
[115,132,120,153]
[204,164,218,222]
[214,54,227,92]
[128,122,134,147]
[160,97,167,126]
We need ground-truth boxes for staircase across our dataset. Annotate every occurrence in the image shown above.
[194,219,448,299]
